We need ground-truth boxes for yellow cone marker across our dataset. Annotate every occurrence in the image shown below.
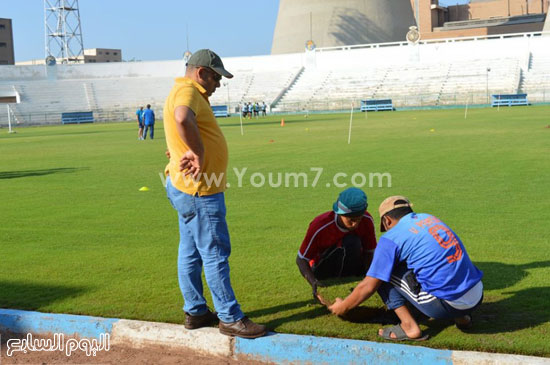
[139,186,150,191]
[430,129,435,132]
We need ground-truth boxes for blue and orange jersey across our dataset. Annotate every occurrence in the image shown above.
[367,212,483,300]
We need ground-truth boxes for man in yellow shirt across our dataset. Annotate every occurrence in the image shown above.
[164,49,266,338]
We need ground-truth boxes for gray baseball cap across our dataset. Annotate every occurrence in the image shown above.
[186,49,233,79]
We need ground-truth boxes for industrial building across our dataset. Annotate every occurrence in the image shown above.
[0,18,15,65]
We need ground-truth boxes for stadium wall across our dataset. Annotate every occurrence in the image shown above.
[0,53,305,82]
[1,32,549,127]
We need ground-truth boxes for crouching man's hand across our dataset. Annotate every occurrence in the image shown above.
[312,279,326,301]
[329,298,347,316]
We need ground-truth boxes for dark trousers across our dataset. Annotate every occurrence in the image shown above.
[377,264,483,319]
[144,124,154,139]
[312,235,365,280]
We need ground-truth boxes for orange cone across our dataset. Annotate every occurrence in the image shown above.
[281,118,285,127]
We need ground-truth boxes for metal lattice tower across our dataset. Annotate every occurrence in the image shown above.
[44,0,85,63]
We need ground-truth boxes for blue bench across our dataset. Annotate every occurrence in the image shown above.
[360,99,394,112]
[212,105,229,117]
[491,94,529,107]
[61,111,94,124]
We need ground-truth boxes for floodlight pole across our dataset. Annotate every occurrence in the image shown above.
[7,104,16,133]
[223,82,230,115]
[348,101,354,144]
[486,67,491,105]
[7,104,12,133]
[239,110,244,136]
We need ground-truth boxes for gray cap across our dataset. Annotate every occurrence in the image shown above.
[187,49,233,79]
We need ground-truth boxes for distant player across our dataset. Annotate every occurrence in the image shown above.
[142,104,155,140]
[136,106,144,140]
[246,102,252,119]
[253,102,259,119]
[241,102,247,119]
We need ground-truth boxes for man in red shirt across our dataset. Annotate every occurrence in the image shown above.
[296,188,377,300]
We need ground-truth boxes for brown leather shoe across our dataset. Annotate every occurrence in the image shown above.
[184,309,218,330]
[219,316,267,338]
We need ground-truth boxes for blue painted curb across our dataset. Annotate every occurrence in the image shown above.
[0,309,118,339]
[1,309,548,364]
[235,333,453,365]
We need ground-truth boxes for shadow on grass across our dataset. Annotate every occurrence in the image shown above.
[247,276,396,329]
[0,281,90,343]
[250,301,329,329]
[0,280,88,312]
[421,261,550,337]
[251,300,398,330]
[464,286,550,335]
[0,167,87,180]
[465,259,550,335]
[247,299,313,318]
[475,260,550,290]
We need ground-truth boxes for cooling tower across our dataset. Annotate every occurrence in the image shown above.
[271,0,417,54]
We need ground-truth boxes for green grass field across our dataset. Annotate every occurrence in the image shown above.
[1,106,549,356]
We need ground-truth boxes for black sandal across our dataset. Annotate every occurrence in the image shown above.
[455,315,472,330]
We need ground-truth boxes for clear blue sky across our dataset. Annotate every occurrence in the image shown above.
[0,0,281,62]
[1,0,471,62]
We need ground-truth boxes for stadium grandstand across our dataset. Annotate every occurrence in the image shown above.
[0,0,549,127]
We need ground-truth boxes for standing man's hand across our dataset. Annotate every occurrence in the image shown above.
[174,105,205,181]
[180,150,203,180]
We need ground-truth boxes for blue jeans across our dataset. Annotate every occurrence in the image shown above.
[144,124,154,139]
[377,265,482,320]
[166,177,243,323]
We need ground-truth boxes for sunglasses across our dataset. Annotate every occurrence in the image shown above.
[202,67,222,82]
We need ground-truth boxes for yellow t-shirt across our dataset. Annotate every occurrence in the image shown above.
[164,77,228,196]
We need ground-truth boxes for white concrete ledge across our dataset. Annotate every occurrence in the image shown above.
[111,319,232,357]
[453,350,550,365]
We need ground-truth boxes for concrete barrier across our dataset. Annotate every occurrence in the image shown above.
[1,309,549,364]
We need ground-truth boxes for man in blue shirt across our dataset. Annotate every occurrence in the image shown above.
[330,196,483,341]
[136,106,144,140]
[143,104,155,140]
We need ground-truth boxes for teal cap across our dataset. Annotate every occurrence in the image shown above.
[333,187,368,216]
